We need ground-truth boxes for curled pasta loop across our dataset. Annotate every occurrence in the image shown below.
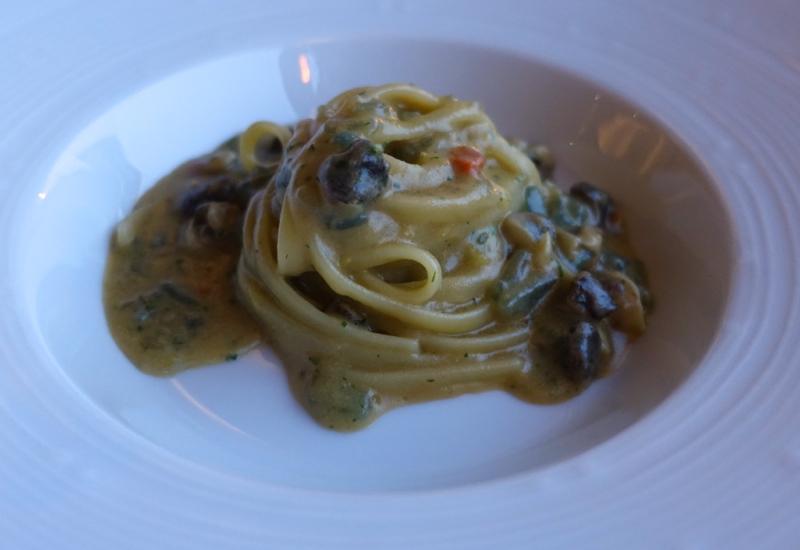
[308,235,493,334]
[240,193,421,354]
[343,243,443,305]
[239,121,292,172]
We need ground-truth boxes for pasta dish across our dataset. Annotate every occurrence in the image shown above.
[103,84,651,431]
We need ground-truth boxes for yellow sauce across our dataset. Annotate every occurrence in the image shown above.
[103,84,651,431]
[103,150,262,375]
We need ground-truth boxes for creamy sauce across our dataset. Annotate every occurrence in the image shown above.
[103,150,263,375]
[103,84,652,431]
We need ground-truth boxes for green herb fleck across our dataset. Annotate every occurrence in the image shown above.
[308,356,320,366]
[309,144,315,151]
[464,353,469,358]
[225,353,238,362]
[427,379,435,383]
[431,272,436,283]
[341,321,348,327]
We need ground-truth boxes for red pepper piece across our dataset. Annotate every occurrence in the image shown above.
[449,146,485,177]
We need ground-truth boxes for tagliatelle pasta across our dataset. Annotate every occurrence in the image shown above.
[103,83,651,431]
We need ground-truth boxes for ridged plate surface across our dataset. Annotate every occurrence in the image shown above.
[1,0,799,548]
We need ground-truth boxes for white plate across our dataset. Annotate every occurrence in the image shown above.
[2,1,799,548]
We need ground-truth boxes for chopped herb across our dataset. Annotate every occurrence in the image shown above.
[185,317,204,330]
[447,177,452,181]
[308,356,320,366]
[341,321,348,327]
[309,144,315,151]
[431,272,436,283]
[225,353,238,361]
[464,353,469,358]
[427,379,435,383]
[332,131,357,147]
[159,282,199,306]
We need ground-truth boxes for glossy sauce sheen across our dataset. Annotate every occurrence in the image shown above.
[104,84,651,431]
[103,153,262,375]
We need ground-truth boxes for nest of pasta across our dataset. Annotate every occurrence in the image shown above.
[233,84,651,430]
[104,83,650,431]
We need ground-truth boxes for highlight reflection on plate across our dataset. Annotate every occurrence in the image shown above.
[25,40,732,492]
